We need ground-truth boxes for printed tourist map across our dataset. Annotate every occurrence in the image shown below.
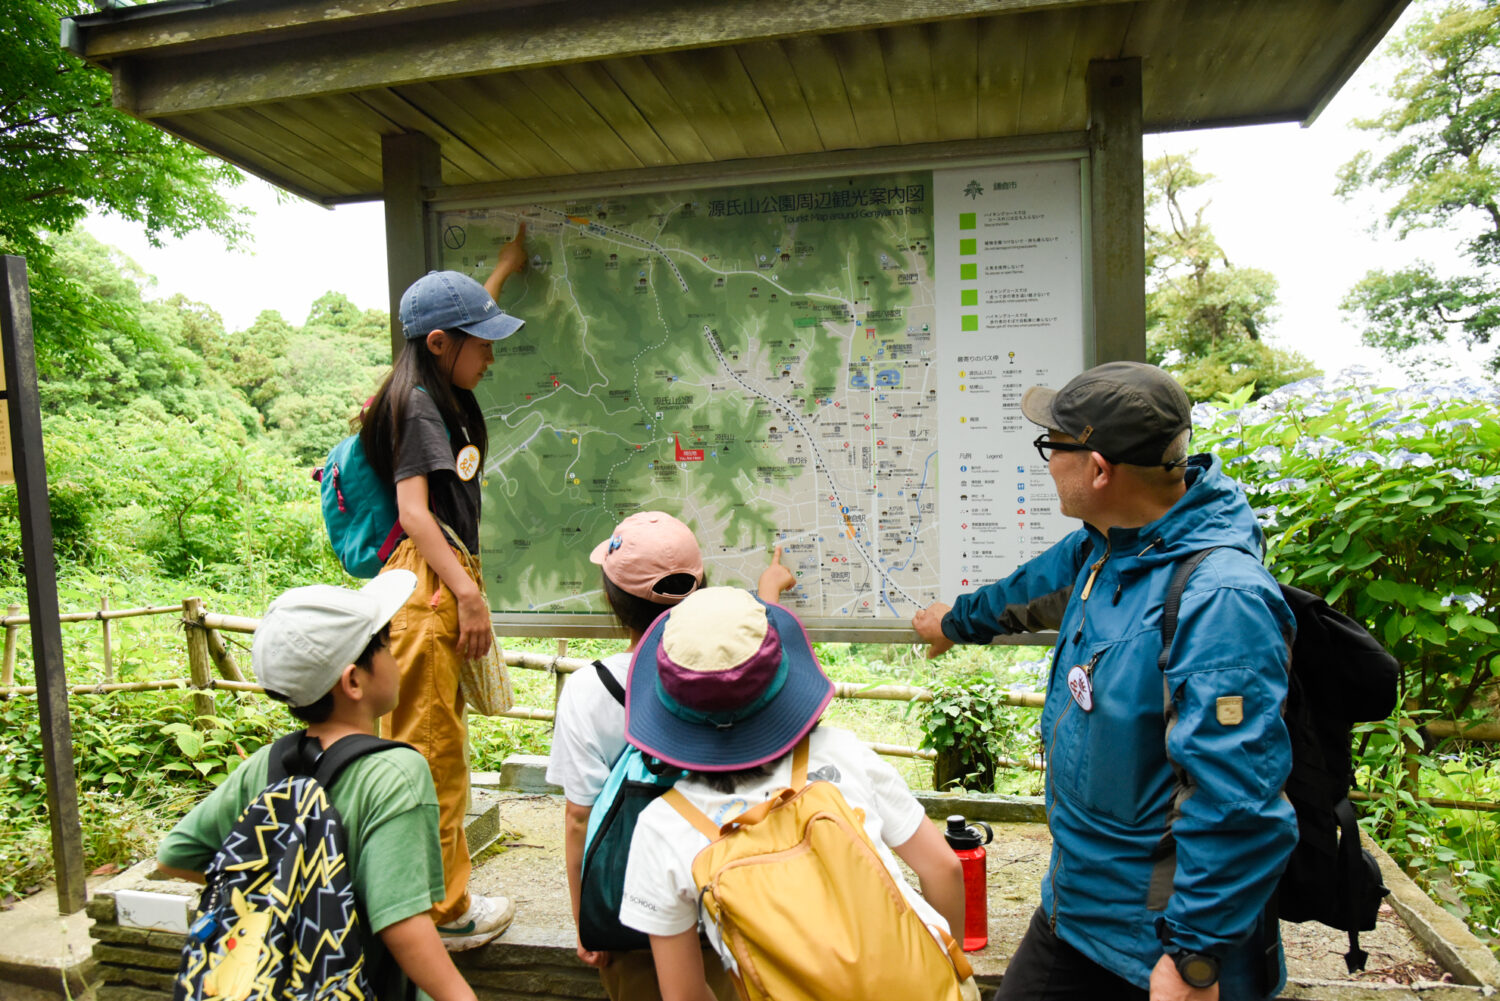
[436,162,1084,625]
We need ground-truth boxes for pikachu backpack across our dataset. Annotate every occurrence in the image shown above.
[175,731,408,1001]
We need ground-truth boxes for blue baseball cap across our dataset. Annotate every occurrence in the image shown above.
[399,270,525,341]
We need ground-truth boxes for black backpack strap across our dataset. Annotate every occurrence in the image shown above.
[265,730,412,788]
[1146,548,1222,913]
[266,730,316,784]
[312,734,414,789]
[594,659,626,707]
[1334,798,1371,973]
[1157,548,1221,672]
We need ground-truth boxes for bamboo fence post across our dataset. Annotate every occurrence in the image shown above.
[1401,699,1423,873]
[553,639,569,711]
[205,626,246,683]
[101,596,113,684]
[1,603,18,693]
[183,597,216,728]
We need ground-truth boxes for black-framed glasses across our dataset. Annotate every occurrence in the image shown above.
[1032,433,1099,462]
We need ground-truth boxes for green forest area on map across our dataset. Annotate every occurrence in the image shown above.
[437,170,940,618]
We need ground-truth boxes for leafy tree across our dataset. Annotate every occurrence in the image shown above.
[0,0,245,376]
[1145,153,1319,400]
[37,231,258,431]
[1337,1,1500,372]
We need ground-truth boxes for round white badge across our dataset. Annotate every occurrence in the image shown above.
[455,444,481,482]
[1066,665,1094,712]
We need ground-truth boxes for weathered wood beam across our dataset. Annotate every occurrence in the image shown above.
[1086,57,1145,364]
[2,257,87,915]
[98,0,1127,119]
[383,132,443,357]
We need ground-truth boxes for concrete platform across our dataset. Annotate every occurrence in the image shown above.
[9,774,1499,999]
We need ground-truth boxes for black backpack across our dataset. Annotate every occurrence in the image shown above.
[576,660,682,952]
[175,731,411,1001]
[1160,549,1398,977]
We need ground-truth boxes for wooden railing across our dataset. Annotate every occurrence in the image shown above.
[3,598,1499,810]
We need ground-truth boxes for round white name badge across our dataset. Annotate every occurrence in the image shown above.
[1066,665,1094,712]
[455,444,481,482]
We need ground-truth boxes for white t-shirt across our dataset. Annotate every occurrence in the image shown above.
[545,650,631,806]
[618,725,946,963]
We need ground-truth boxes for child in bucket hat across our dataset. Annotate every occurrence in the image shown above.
[548,514,794,1001]
[617,587,969,1001]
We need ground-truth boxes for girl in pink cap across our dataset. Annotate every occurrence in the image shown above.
[547,512,793,1001]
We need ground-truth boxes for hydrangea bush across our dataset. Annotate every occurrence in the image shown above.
[1194,370,1500,717]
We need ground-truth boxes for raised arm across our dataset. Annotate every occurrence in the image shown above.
[484,222,528,301]
[757,544,797,603]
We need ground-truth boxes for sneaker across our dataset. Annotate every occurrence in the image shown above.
[437,893,515,951]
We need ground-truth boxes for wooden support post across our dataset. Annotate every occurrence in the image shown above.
[183,597,216,727]
[382,132,442,359]
[1087,58,1145,365]
[205,626,246,683]
[1,603,18,691]
[553,638,569,711]
[2,255,87,914]
[101,595,114,684]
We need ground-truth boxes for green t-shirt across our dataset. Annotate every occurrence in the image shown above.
[158,737,445,1001]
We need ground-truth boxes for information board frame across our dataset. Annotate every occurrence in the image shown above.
[427,141,1095,642]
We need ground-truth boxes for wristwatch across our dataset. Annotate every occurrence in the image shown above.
[1171,951,1220,989]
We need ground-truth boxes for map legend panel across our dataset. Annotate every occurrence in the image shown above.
[933,160,1086,599]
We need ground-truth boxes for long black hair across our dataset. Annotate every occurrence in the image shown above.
[358,332,488,483]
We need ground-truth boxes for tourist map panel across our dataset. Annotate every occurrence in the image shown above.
[435,159,1085,625]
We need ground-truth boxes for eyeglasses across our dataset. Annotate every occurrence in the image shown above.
[1032,433,1101,463]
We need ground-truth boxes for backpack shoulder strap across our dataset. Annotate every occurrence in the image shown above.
[312,734,415,790]
[594,659,626,707]
[663,788,722,840]
[1157,547,1223,672]
[266,730,314,785]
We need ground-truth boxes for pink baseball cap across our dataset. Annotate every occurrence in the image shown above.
[589,511,704,604]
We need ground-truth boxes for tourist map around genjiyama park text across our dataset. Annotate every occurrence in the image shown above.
[436,160,1085,627]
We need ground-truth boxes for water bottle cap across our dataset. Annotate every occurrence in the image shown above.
[944,815,983,849]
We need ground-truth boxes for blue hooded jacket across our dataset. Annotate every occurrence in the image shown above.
[943,455,1297,998]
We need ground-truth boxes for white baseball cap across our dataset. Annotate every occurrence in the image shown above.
[251,571,417,707]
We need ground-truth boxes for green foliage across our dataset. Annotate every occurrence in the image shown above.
[1196,375,1500,714]
[917,665,1044,795]
[1144,153,1318,400]
[0,691,281,899]
[0,0,246,377]
[1337,1,1500,372]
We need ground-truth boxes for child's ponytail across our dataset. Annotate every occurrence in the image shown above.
[358,333,489,484]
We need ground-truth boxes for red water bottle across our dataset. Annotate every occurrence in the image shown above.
[944,815,993,952]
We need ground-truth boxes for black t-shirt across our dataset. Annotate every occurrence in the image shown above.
[392,388,481,553]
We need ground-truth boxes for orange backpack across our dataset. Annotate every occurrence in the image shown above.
[663,738,974,1001]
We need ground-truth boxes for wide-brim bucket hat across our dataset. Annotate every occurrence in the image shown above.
[624,587,834,772]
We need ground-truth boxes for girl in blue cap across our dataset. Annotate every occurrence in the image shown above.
[357,225,526,950]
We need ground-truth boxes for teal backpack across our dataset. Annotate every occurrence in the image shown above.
[577,660,683,952]
[314,430,402,578]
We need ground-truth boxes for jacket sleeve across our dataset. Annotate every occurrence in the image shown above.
[941,530,1091,645]
[1161,565,1297,956]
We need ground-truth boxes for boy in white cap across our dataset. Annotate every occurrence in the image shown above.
[547,511,794,1000]
[157,573,486,1001]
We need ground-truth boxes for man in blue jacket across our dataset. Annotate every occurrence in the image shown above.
[913,362,1296,1001]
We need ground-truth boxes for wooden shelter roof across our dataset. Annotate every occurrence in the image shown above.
[64,0,1409,205]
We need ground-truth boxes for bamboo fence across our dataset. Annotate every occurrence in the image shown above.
[1,598,1497,812]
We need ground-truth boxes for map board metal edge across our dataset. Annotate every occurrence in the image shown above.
[427,134,1090,213]
[489,613,1057,647]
